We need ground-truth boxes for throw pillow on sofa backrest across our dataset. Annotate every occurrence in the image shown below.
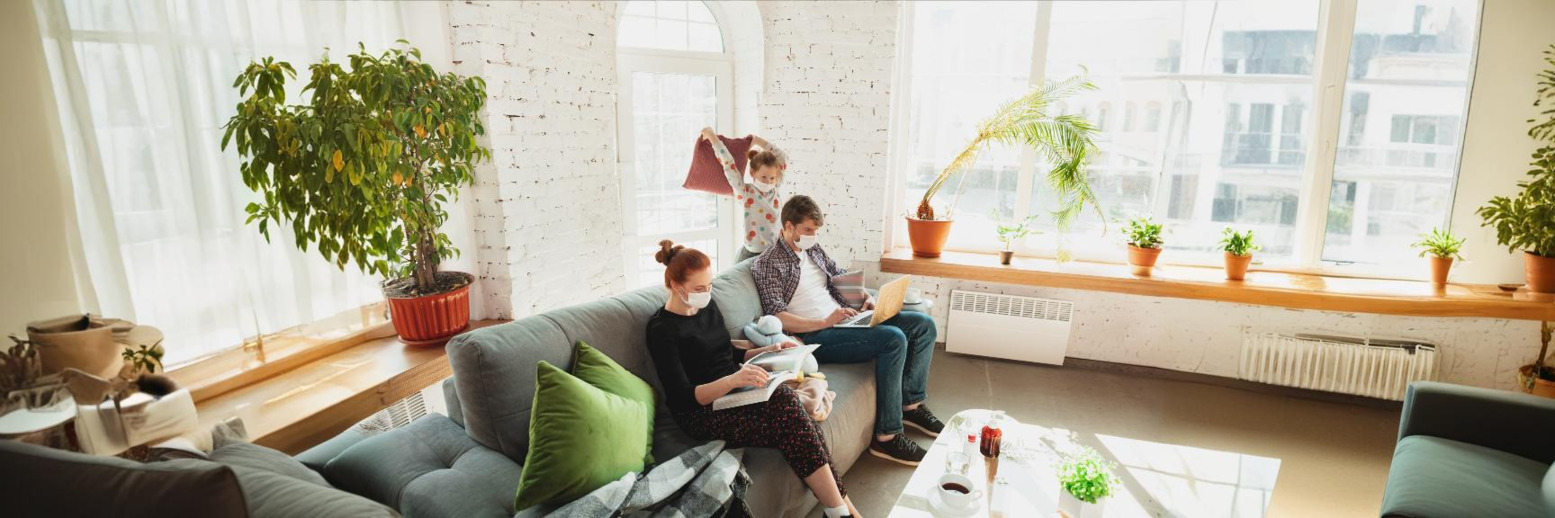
[515,361,651,512]
[0,439,248,517]
[572,341,657,466]
[684,135,753,195]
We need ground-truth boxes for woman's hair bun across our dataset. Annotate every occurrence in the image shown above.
[655,239,683,266]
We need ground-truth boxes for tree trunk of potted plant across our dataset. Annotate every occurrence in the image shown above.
[1519,322,1555,398]
[225,45,491,348]
[1127,245,1161,276]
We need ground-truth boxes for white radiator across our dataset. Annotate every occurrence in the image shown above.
[946,290,1074,365]
[356,389,432,433]
[1238,333,1439,400]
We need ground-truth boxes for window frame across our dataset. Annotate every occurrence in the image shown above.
[887,0,1485,279]
[616,1,739,288]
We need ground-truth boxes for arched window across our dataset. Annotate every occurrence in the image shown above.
[616,1,735,287]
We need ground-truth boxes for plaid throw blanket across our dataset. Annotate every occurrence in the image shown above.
[548,441,751,518]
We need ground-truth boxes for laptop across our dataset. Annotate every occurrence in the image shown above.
[833,275,912,328]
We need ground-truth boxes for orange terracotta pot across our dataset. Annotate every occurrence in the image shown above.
[1519,364,1555,399]
[1223,252,1253,281]
[1527,252,1555,294]
[1128,245,1162,267]
[386,272,473,347]
[906,217,954,258]
[1429,256,1453,287]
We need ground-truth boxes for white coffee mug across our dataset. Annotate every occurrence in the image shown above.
[904,288,923,305]
[936,472,982,509]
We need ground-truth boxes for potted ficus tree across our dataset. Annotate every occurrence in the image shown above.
[994,215,1040,265]
[1219,228,1260,281]
[908,74,1103,258]
[1124,216,1164,276]
[1478,45,1555,294]
[1411,227,1465,286]
[1057,447,1120,518]
[223,43,491,346]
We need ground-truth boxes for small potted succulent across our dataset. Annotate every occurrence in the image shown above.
[1219,227,1260,281]
[1057,447,1120,518]
[1411,227,1466,287]
[994,215,1041,265]
[1124,216,1164,276]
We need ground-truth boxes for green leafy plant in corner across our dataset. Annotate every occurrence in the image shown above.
[1219,227,1260,257]
[1412,227,1466,260]
[1124,216,1163,249]
[223,42,492,297]
[995,214,1042,251]
[1478,45,1555,260]
[1058,447,1120,505]
[914,73,1103,231]
[122,341,165,374]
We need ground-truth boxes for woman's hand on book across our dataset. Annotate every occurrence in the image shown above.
[726,364,770,389]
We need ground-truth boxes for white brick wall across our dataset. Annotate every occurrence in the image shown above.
[758,1,898,269]
[448,1,625,319]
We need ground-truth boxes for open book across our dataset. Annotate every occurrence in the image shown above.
[712,344,821,411]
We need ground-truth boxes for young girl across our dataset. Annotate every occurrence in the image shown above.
[646,240,858,518]
[700,127,788,262]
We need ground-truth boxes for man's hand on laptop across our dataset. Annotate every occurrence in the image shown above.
[826,307,859,326]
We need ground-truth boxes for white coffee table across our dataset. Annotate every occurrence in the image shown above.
[887,409,1280,518]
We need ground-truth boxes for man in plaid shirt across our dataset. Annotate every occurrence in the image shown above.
[750,195,942,467]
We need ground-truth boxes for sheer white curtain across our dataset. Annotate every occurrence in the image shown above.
[35,0,407,365]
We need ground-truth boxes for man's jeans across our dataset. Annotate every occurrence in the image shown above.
[797,311,936,437]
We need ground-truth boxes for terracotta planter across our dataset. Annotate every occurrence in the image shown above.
[386,272,473,347]
[1519,364,1555,399]
[1223,252,1253,281]
[1527,252,1555,294]
[998,250,1014,265]
[1127,245,1162,276]
[906,217,954,258]
[1429,256,1453,286]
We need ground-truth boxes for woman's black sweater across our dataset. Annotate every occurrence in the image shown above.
[645,300,745,415]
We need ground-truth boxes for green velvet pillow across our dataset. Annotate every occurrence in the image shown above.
[571,341,657,465]
[515,361,651,511]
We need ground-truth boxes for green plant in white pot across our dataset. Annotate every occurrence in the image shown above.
[1057,447,1120,518]
[223,43,491,346]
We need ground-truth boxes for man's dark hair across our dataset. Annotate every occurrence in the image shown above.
[781,195,825,227]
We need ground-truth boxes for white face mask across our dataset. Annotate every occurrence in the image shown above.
[682,289,712,309]
[795,234,818,250]
[752,180,777,193]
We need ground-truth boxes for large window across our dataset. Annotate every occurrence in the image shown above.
[616,1,735,287]
[896,0,1480,271]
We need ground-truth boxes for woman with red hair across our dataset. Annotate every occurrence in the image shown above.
[645,240,858,518]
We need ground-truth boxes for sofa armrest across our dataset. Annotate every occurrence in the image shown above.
[295,427,371,474]
[1399,381,1555,463]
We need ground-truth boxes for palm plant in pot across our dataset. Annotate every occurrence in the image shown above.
[1057,446,1120,518]
[1480,44,1555,294]
[1411,227,1465,286]
[1219,227,1260,281]
[1124,216,1164,276]
[224,43,491,346]
[908,74,1102,258]
[994,215,1040,265]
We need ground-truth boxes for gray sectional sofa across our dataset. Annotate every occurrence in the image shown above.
[302,260,878,517]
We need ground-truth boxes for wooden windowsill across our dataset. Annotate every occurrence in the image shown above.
[190,320,504,455]
[880,248,1555,321]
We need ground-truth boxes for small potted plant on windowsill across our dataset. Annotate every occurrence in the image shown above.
[1411,227,1465,287]
[225,43,491,347]
[994,215,1040,265]
[1219,227,1260,281]
[1057,446,1120,518]
[1124,216,1163,276]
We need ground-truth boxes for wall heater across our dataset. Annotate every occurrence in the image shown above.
[1238,333,1439,401]
[946,290,1074,365]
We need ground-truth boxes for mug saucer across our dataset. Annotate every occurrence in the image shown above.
[928,489,980,517]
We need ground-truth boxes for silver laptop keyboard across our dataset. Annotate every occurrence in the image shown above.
[843,311,873,326]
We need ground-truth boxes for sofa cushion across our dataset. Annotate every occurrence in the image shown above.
[294,426,370,474]
[212,441,330,487]
[515,361,651,511]
[0,440,248,517]
[324,413,521,518]
[1381,435,1548,518]
[447,314,572,462]
[227,464,398,518]
[573,340,657,465]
